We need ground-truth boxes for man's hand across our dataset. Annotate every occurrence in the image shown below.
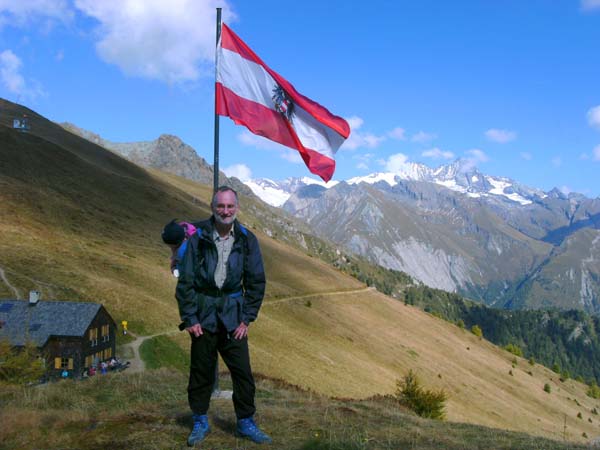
[186,323,203,338]
[233,322,248,340]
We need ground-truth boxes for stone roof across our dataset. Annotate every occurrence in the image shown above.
[0,299,103,347]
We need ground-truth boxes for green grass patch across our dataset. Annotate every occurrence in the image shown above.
[139,335,189,373]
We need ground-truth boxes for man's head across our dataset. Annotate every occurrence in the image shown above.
[212,186,239,227]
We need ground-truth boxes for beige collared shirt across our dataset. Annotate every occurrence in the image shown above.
[213,228,235,289]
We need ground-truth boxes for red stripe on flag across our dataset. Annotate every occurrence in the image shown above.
[216,83,335,182]
[220,24,350,140]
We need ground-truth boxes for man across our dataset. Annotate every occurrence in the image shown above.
[175,186,271,446]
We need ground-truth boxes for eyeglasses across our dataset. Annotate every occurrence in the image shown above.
[215,203,237,211]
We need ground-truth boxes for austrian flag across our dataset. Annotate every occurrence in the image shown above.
[216,23,350,182]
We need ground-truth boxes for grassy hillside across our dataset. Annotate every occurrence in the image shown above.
[0,371,589,450]
[1,99,600,445]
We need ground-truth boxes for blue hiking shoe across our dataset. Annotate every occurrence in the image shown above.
[236,416,272,444]
[187,414,210,446]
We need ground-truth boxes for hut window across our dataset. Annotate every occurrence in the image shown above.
[101,324,110,342]
[89,327,98,346]
[55,357,73,369]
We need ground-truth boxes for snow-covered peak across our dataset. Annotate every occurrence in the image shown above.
[487,177,532,205]
[246,160,550,207]
[245,176,338,207]
[347,172,399,187]
[245,180,291,207]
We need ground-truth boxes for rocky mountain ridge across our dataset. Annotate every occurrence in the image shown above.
[246,165,600,313]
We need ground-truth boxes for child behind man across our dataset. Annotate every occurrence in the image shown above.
[161,219,197,277]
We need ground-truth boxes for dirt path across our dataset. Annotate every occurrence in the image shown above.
[0,266,21,299]
[264,286,375,306]
[120,330,178,373]
[120,286,374,371]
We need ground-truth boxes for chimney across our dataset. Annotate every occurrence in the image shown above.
[29,290,40,306]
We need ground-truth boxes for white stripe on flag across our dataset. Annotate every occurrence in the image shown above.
[218,47,342,160]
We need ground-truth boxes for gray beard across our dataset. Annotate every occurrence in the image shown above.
[214,213,237,226]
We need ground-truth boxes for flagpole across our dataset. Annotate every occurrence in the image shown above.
[212,8,222,396]
[213,7,222,193]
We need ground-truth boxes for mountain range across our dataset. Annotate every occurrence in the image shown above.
[246,161,600,313]
[58,117,600,315]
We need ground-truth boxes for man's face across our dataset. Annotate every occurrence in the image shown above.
[212,190,238,226]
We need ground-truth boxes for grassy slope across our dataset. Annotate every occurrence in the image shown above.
[0,371,589,450]
[0,99,599,445]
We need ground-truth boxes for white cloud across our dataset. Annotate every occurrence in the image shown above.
[223,163,252,182]
[353,152,373,170]
[485,128,517,143]
[0,49,44,100]
[580,153,590,160]
[0,0,73,28]
[587,105,600,130]
[551,156,562,168]
[384,153,411,173]
[421,147,455,160]
[581,0,600,11]
[237,131,302,164]
[341,115,386,150]
[593,145,600,161]
[346,116,364,130]
[238,131,282,150]
[388,127,406,140]
[281,149,303,164]
[0,50,24,93]
[559,186,572,195]
[74,0,236,84]
[520,152,533,160]
[460,149,489,172]
[411,131,437,143]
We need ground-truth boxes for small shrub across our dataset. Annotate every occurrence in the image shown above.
[471,325,483,339]
[511,357,518,366]
[528,356,535,366]
[589,418,593,423]
[527,371,533,376]
[456,319,465,329]
[583,432,588,438]
[396,370,448,420]
[544,383,551,394]
[552,363,561,374]
[591,407,598,415]
[577,412,583,419]
[304,300,312,308]
[504,343,523,357]
[0,340,45,385]
[587,382,600,399]
[508,370,514,376]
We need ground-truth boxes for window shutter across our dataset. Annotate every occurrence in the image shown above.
[54,357,61,369]
[68,358,73,370]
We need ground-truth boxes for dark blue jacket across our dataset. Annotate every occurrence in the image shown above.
[175,217,266,333]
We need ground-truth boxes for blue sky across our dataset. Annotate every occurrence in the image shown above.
[1,0,600,197]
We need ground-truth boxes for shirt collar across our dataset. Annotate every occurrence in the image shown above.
[212,227,234,242]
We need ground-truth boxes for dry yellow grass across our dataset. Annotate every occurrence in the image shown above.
[250,289,600,443]
[1,105,598,446]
